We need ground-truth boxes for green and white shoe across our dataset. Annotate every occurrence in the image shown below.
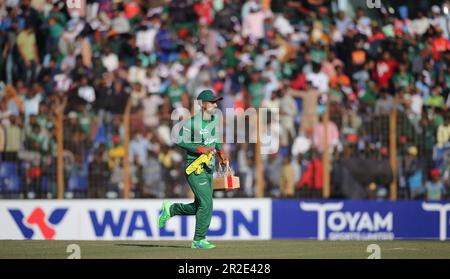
[191,239,216,249]
[158,201,172,228]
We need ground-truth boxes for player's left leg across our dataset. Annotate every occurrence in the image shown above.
[190,170,215,249]
[158,173,200,229]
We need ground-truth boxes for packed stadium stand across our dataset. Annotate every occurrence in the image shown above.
[0,0,449,200]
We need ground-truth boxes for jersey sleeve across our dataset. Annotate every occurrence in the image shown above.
[176,119,203,154]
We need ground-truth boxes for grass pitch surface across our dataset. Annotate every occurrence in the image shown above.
[1,240,450,259]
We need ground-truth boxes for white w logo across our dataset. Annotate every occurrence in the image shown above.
[66,0,81,9]
[366,0,381,9]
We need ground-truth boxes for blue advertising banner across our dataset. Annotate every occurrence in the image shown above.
[2,199,450,240]
[0,199,272,240]
[272,200,450,240]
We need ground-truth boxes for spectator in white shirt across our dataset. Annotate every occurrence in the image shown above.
[336,10,353,35]
[242,4,267,43]
[78,77,96,104]
[136,27,157,53]
[356,7,372,37]
[307,63,329,94]
[101,46,119,72]
[128,60,146,85]
[144,67,161,94]
[407,86,422,115]
[274,12,294,37]
[111,10,130,34]
[410,10,430,36]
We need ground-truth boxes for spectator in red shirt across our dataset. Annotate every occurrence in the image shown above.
[194,0,214,25]
[297,149,323,190]
[373,51,398,89]
[431,28,450,61]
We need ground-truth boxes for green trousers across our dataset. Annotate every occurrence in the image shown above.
[170,168,213,241]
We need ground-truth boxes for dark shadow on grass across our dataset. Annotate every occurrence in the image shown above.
[116,244,189,249]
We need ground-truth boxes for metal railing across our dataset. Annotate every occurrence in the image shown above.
[0,97,447,200]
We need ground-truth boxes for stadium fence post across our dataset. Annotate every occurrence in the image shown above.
[389,105,398,200]
[255,109,265,197]
[123,98,132,199]
[56,97,67,200]
[322,100,330,199]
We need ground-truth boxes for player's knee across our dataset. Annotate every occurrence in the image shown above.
[197,200,212,211]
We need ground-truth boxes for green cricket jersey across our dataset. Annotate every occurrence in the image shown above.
[176,112,223,166]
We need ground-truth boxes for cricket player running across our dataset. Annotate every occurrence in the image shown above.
[158,89,229,249]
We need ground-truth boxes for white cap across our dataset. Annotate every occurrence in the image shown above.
[432,5,441,14]
[249,2,260,13]
[68,111,77,119]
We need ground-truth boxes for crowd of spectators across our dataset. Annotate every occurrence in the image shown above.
[0,0,449,200]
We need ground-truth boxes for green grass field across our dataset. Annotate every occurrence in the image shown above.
[1,240,450,259]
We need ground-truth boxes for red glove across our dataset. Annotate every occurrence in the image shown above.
[196,146,215,154]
